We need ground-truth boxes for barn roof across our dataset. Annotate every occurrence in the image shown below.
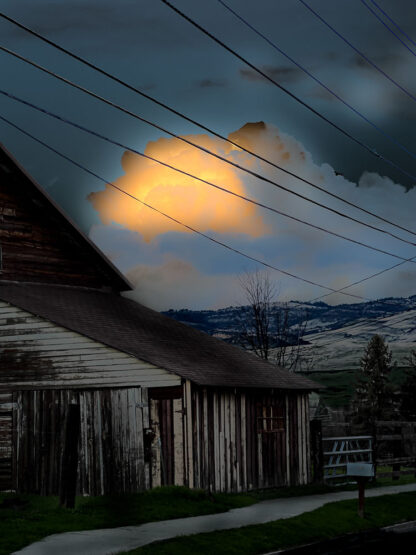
[0,283,320,390]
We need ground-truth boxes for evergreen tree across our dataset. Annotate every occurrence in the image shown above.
[352,335,395,432]
[400,351,416,421]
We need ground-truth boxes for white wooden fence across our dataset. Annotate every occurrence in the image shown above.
[323,435,373,481]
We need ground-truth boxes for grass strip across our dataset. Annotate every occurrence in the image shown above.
[0,477,414,555]
[125,492,416,554]
[0,486,253,555]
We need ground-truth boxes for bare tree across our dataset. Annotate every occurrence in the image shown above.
[238,271,309,371]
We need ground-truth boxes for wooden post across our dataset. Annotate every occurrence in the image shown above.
[310,419,323,483]
[392,463,401,480]
[60,404,80,509]
[357,478,366,518]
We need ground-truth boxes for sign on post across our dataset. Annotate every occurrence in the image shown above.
[346,463,374,518]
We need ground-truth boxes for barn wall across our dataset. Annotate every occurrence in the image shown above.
[0,392,14,490]
[6,383,311,494]
[13,387,150,495]
[0,300,181,390]
[149,382,311,492]
[183,383,310,492]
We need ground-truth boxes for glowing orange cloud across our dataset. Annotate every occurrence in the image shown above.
[88,127,269,241]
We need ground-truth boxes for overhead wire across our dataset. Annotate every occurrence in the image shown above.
[2,113,414,345]
[302,309,416,351]
[2,15,416,239]
[298,0,416,104]
[159,0,416,183]
[1,13,414,355]
[218,0,416,161]
[308,254,416,304]
[367,0,416,50]
[0,113,366,300]
[359,0,416,58]
[3,46,416,250]
[3,88,416,266]
[212,0,416,344]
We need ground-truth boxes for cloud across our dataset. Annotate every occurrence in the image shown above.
[240,65,304,84]
[89,121,416,309]
[123,259,241,311]
[349,52,404,70]
[197,78,227,88]
[88,128,270,241]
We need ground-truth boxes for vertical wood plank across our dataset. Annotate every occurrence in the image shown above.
[185,380,194,488]
[203,389,209,490]
[142,387,150,490]
[219,393,225,492]
[172,398,184,485]
[150,398,161,488]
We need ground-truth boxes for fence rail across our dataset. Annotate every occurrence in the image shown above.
[322,435,372,481]
[310,420,416,484]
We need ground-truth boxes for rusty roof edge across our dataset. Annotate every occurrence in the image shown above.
[0,143,133,292]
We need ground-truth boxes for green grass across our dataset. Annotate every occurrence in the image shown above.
[302,367,410,408]
[1,478,415,555]
[0,486,253,555]
[124,492,416,554]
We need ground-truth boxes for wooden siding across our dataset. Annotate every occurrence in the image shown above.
[0,150,126,290]
[14,388,150,495]
[0,300,181,390]
[6,382,311,494]
[0,392,14,490]
[150,382,311,492]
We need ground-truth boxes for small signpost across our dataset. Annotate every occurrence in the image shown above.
[346,462,375,518]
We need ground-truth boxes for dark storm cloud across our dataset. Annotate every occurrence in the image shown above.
[1,1,187,50]
[240,65,305,84]
[196,78,227,88]
[349,51,404,70]
[307,86,336,102]
[2,3,124,36]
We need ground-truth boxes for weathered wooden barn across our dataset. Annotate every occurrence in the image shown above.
[0,143,318,495]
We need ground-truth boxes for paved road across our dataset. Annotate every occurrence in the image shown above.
[13,483,416,555]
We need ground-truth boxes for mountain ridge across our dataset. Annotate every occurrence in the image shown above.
[162,295,416,371]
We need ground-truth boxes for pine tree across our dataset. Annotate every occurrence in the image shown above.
[352,335,395,432]
[400,351,416,421]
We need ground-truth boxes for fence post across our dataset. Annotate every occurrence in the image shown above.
[310,419,323,483]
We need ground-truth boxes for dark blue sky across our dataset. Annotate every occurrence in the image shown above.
[1,0,416,309]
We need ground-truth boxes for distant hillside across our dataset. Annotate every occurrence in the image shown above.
[163,296,416,371]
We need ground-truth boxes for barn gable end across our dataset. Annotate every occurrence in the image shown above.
[0,144,130,291]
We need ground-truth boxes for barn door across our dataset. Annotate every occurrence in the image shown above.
[256,396,287,487]
[149,387,184,487]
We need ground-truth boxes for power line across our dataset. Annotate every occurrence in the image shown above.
[367,0,416,50]
[3,115,415,341]
[0,113,366,300]
[4,47,416,250]
[298,0,416,104]
[302,308,416,351]
[2,17,416,239]
[359,0,416,58]
[309,254,416,303]
[159,0,416,183]
[4,88,416,266]
[218,0,416,161]
[210,2,416,336]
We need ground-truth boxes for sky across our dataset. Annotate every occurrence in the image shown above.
[1,0,416,310]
